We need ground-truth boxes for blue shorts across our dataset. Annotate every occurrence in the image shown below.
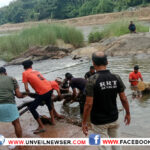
[0,104,19,122]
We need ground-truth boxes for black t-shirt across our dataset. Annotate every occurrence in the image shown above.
[86,70,125,125]
[70,78,87,93]
[84,71,95,79]
[129,24,136,31]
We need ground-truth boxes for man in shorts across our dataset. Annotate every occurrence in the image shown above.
[0,67,25,138]
[22,60,55,134]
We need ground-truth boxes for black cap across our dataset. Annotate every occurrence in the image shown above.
[22,60,33,69]
[134,65,139,70]
[65,73,73,80]
[0,67,6,73]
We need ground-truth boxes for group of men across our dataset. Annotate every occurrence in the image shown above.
[0,59,94,136]
[2,51,146,150]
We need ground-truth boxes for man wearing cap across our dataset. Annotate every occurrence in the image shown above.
[65,73,87,114]
[0,67,25,139]
[129,65,143,87]
[82,52,130,150]
[84,66,95,80]
[22,60,55,134]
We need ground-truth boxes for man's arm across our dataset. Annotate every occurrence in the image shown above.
[15,87,26,98]
[129,78,138,82]
[82,96,93,136]
[24,82,30,93]
[140,77,143,81]
[72,88,77,99]
[56,89,61,97]
[119,92,130,125]
[56,89,63,101]
[139,73,143,81]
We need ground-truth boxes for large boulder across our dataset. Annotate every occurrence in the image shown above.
[104,33,150,56]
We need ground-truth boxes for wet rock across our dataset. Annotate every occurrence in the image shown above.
[7,45,74,65]
[72,55,82,60]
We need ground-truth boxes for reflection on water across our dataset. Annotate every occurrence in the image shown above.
[4,55,150,137]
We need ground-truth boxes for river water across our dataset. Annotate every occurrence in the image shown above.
[0,23,150,138]
[1,54,150,138]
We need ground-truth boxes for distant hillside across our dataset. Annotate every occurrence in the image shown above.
[0,0,150,25]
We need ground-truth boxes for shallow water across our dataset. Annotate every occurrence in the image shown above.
[2,55,150,137]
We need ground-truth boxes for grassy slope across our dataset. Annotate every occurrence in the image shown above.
[0,24,84,61]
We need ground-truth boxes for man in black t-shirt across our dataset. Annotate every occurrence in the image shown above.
[65,73,87,114]
[84,66,95,80]
[82,52,130,149]
[128,21,136,33]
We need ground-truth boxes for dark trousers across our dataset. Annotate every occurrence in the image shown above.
[79,93,86,114]
[28,90,52,120]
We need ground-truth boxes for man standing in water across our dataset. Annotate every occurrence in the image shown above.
[84,66,95,80]
[82,52,130,150]
[129,65,143,87]
[22,60,55,134]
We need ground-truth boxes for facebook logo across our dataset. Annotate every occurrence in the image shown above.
[89,134,100,145]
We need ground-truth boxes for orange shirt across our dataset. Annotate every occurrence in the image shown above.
[22,69,52,95]
[50,81,59,91]
[129,71,142,86]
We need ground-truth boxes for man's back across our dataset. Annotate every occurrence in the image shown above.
[70,78,87,93]
[50,81,59,91]
[0,75,18,104]
[86,70,125,125]
[22,68,52,95]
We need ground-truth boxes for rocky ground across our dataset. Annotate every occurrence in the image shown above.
[72,32,150,58]
[7,32,150,65]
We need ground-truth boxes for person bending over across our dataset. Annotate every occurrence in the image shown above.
[22,60,55,134]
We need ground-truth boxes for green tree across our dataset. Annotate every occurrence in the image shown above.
[96,0,114,13]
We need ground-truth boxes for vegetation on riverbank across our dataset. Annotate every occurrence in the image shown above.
[0,0,150,25]
[0,24,84,61]
[88,19,149,43]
